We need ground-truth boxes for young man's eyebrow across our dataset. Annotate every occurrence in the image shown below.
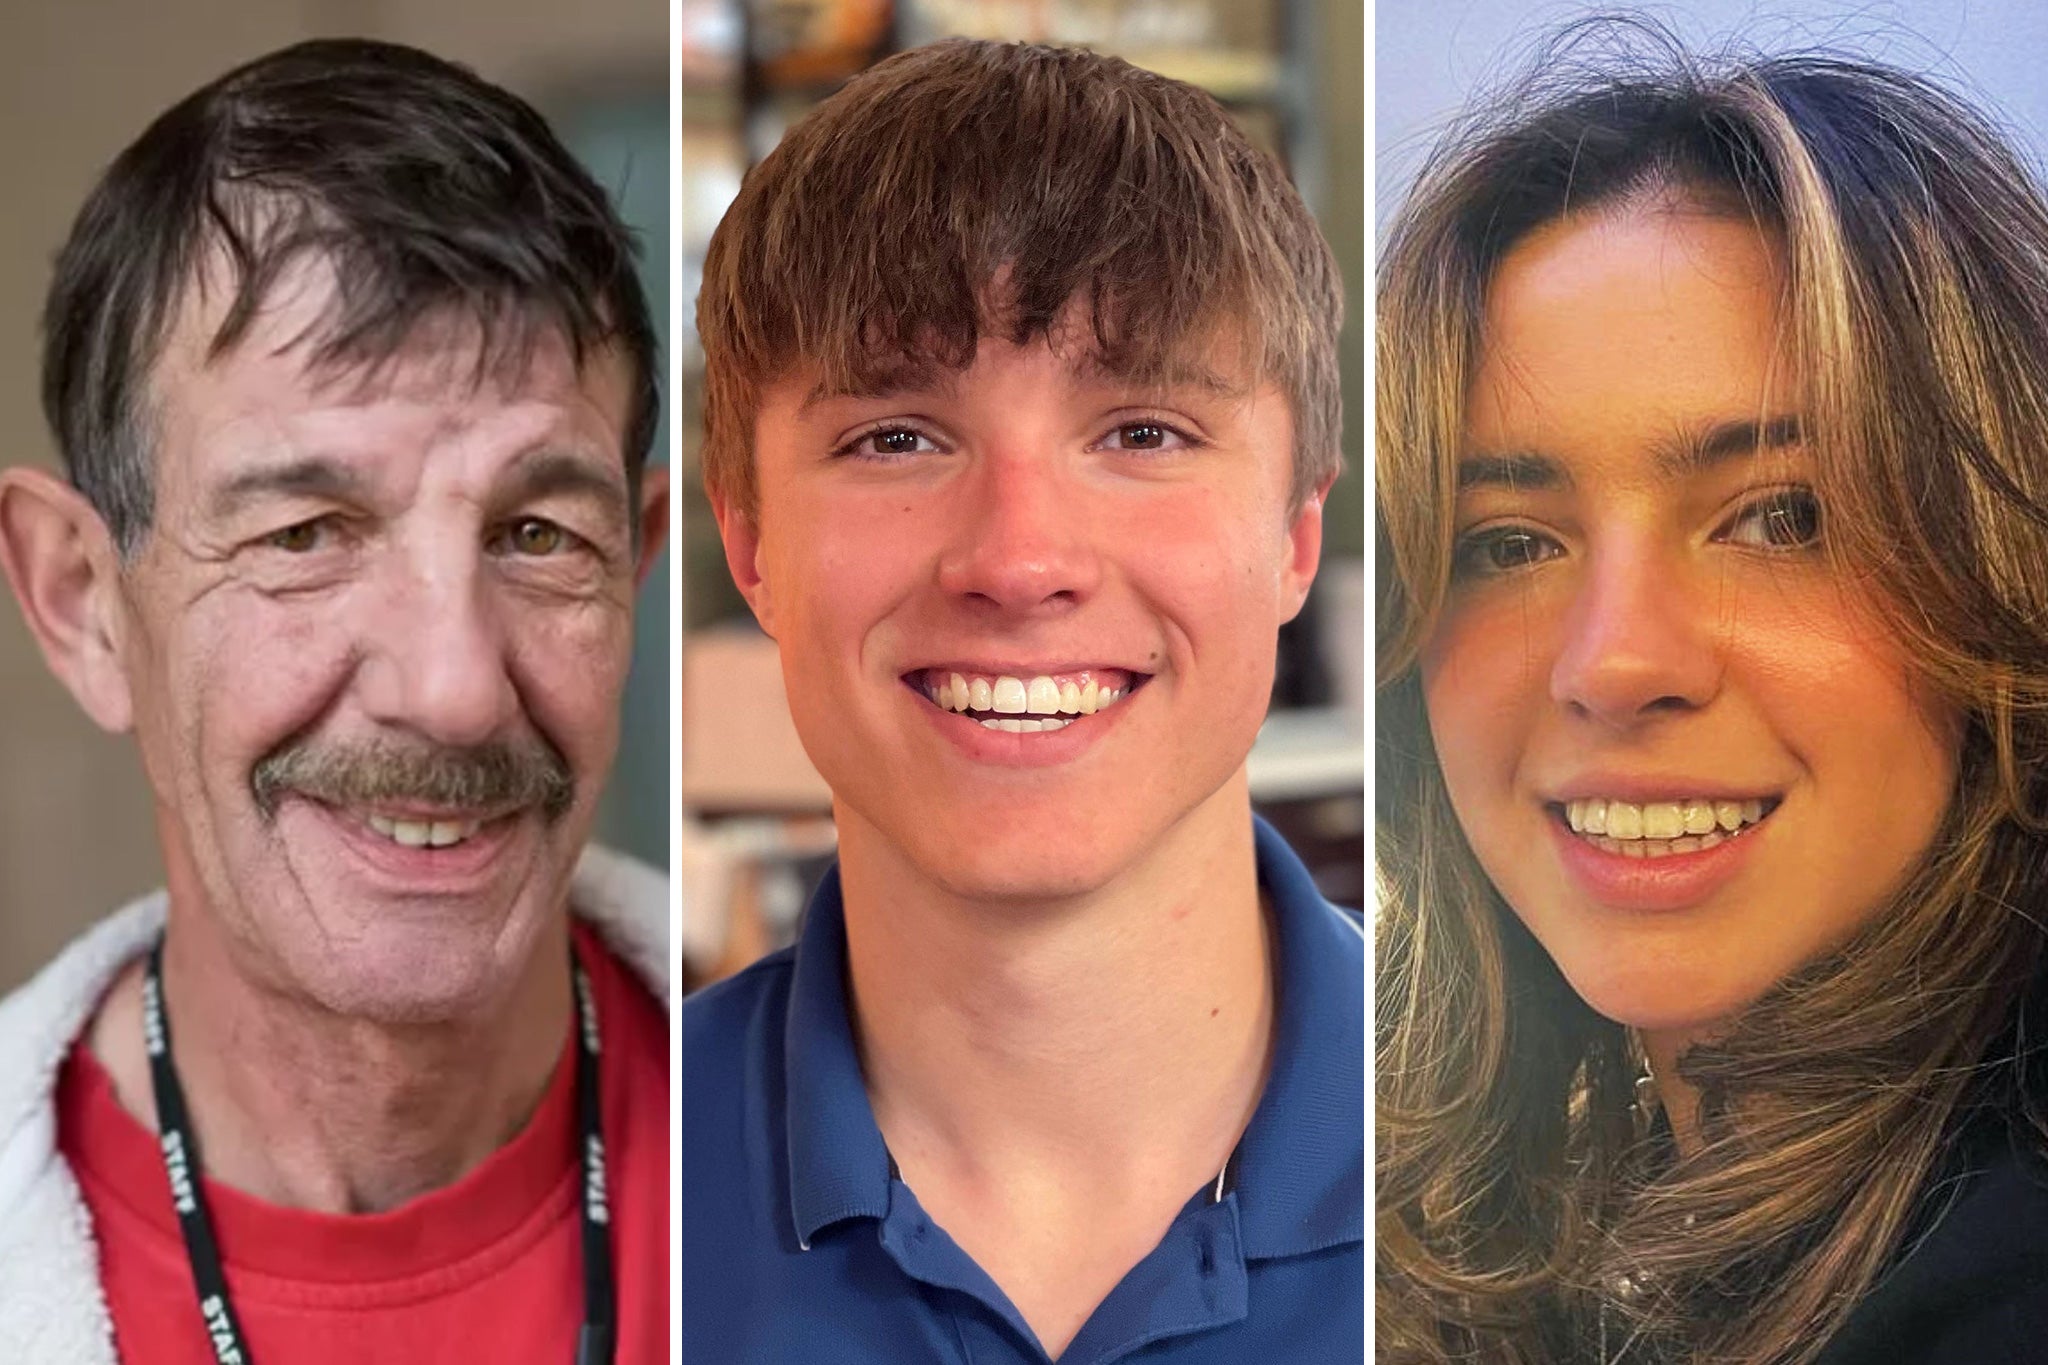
[800,362,957,410]
[1457,415,1806,493]
[1070,355,1242,397]
[206,457,373,519]
[797,354,1243,410]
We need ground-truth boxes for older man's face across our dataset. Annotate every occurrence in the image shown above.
[119,262,644,1021]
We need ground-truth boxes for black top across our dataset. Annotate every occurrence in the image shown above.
[1814,1100,2048,1364]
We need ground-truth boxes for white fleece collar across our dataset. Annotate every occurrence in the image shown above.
[0,843,669,1362]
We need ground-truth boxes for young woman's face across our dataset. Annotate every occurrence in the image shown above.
[1420,204,1959,1040]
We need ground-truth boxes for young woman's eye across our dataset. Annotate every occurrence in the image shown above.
[1721,488,1822,550]
[834,426,942,459]
[1098,420,1194,452]
[1450,525,1564,579]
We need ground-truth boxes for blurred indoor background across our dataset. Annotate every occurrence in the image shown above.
[677,0,1366,990]
[0,0,669,992]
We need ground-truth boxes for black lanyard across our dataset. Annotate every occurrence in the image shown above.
[142,937,617,1365]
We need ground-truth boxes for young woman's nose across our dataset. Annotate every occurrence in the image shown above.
[1548,544,1724,728]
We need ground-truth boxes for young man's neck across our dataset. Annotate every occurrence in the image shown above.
[837,771,1274,1355]
[86,906,571,1216]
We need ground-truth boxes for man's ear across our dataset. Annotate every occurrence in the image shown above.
[0,467,135,732]
[1278,474,1334,625]
[633,463,671,591]
[708,486,775,638]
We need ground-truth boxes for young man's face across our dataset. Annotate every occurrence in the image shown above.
[721,324,1325,902]
[116,260,662,1020]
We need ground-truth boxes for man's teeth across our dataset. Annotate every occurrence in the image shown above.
[364,813,484,848]
[928,672,1128,723]
[1564,797,1768,856]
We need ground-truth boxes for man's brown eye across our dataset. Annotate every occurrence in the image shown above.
[875,429,922,454]
[1122,424,1165,448]
[509,518,565,555]
[267,521,325,553]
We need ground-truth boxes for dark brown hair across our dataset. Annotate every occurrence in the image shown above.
[42,37,658,555]
[697,37,1342,521]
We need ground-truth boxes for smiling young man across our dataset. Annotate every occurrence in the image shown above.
[0,41,669,1363]
[680,39,1363,1363]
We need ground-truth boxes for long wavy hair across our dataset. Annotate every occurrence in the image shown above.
[1377,26,2048,1365]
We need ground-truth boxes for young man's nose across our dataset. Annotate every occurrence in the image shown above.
[353,556,518,748]
[1548,548,1724,727]
[934,452,1103,612]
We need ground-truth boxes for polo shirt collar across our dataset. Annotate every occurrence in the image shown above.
[783,863,891,1248]
[1233,816,1365,1259]
[782,817,1364,1258]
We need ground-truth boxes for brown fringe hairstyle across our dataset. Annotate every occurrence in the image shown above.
[696,38,1342,522]
[1378,25,2048,1365]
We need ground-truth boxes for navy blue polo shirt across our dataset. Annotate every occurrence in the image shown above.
[678,816,1364,1362]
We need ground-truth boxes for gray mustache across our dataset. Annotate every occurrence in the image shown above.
[250,738,574,822]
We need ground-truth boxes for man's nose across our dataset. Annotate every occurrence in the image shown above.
[354,553,517,748]
[1549,545,1723,728]
[934,451,1103,612]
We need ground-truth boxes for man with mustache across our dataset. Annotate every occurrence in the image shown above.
[0,39,670,1363]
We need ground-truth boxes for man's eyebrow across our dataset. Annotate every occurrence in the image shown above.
[501,449,630,523]
[796,355,1243,411]
[207,458,372,519]
[801,362,956,411]
[1071,355,1242,397]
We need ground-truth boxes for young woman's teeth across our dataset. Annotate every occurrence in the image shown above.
[1564,798,1767,858]
[925,672,1128,730]
[364,813,483,848]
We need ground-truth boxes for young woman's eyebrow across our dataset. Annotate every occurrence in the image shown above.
[1457,415,1805,493]
[1655,413,1804,476]
[1456,451,1569,492]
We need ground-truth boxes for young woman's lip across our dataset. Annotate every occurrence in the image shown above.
[1545,781,1784,805]
[1543,796,1785,823]
[1545,801,1773,911]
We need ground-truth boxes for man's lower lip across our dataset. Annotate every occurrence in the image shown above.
[300,801,524,889]
[914,686,1133,766]
[1548,812,1765,911]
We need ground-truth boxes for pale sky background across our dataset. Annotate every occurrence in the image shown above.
[1377,0,2048,227]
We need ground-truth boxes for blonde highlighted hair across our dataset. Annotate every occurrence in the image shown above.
[1378,24,2048,1364]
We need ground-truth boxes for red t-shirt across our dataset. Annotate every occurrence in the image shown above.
[57,926,668,1365]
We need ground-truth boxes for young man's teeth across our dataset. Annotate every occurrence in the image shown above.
[931,672,1127,721]
[1564,797,1768,854]
[364,813,483,848]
